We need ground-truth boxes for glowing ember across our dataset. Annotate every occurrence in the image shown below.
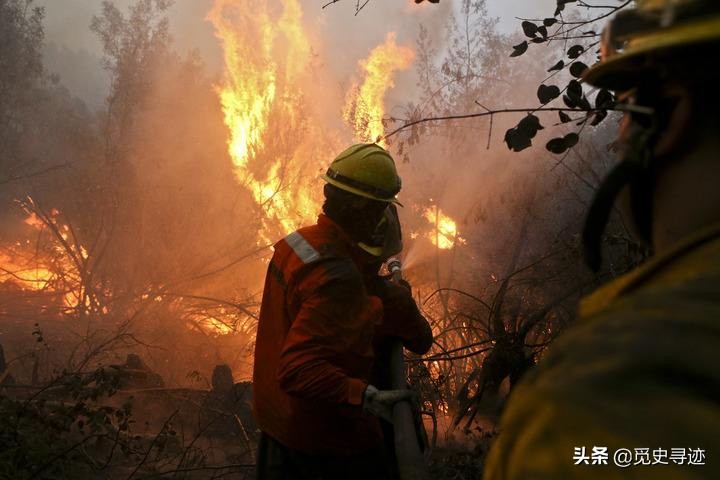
[344,32,415,144]
[23,212,45,229]
[423,207,464,250]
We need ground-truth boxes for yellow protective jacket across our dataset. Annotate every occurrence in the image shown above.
[484,224,720,480]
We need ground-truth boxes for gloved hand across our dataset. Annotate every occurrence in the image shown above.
[378,278,419,318]
[362,384,416,422]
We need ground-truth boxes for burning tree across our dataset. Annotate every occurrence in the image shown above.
[0,0,265,475]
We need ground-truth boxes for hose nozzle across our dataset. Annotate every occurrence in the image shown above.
[387,257,402,283]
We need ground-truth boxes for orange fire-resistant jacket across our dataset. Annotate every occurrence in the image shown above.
[253,214,432,455]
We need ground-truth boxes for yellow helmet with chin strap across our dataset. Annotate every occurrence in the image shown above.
[322,143,402,205]
[583,0,720,90]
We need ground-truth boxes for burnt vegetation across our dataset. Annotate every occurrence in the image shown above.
[2,0,259,477]
[1,0,642,478]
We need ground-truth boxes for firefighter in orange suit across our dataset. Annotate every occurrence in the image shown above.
[253,143,433,479]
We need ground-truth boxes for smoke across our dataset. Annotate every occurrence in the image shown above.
[2,0,621,399]
[374,6,622,442]
[34,0,552,129]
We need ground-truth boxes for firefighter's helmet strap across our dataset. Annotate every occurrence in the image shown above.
[582,124,656,271]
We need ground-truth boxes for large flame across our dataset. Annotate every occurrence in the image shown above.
[344,32,415,144]
[208,0,317,242]
[423,206,464,250]
[210,2,416,246]
[203,1,418,334]
[208,0,310,167]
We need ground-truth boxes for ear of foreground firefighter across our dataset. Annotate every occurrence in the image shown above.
[252,143,433,480]
[485,1,720,479]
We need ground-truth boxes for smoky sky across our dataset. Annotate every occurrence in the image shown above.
[37,0,555,109]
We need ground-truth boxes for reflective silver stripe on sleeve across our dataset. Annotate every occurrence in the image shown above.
[284,231,321,264]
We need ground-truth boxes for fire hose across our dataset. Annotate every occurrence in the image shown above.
[386,258,431,480]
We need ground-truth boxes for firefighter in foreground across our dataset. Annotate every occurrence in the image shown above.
[485,1,720,478]
[253,143,433,479]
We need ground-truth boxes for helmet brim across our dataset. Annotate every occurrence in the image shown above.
[584,15,720,90]
[321,174,403,206]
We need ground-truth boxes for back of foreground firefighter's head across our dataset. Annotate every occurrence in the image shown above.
[584,0,720,91]
[580,0,720,270]
[583,0,720,140]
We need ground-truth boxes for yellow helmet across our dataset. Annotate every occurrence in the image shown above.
[321,143,402,205]
[583,0,720,90]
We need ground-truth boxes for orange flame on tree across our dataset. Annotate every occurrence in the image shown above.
[209,2,416,247]
[423,206,464,250]
[208,0,316,243]
[0,208,86,311]
[344,32,415,144]
[0,251,55,291]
